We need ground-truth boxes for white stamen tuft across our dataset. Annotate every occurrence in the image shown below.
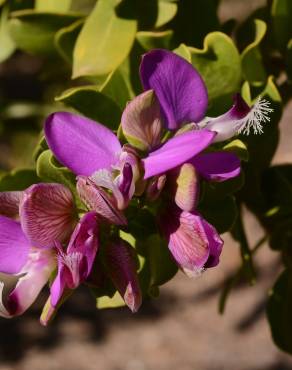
[237,98,273,136]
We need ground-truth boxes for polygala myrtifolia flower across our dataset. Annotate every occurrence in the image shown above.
[0,183,100,321]
[0,48,274,323]
[119,48,273,275]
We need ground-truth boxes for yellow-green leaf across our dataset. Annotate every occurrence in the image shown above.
[35,0,72,13]
[72,0,137,77]
[241,19,267,84]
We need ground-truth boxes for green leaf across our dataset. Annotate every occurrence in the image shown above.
[54,19,83,63]
[96,291,126,310]
[188,32,242,114]
[173,43,191,62]
[136,30,173,50]
[36,149,76,193]
[267,269,292,354]
[100,67,133,109]
[55,86,121,130]
[223,139,249,162]
[271,0,292,52]
[0,168,40,191]
[199,195,238,234]
[141,234,178,288]
[156,0,177,28]
[9,9,81,55]
[72,0,137,77]
[201,172,245,203]
[0,6,16,62]
[241,19,267,84]
[35,0,72,13]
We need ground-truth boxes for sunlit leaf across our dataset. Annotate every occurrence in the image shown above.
[271,0,292,51]
[0,6,16,62]
[36,149,76,193]
[72,0,137,77]
[35,0,72,13]
[156,0,177,28]
[188,32,242,114]
[241,19,267,84]
[9,9,81,55]
[136,30,173,50]
[54,19,83,63]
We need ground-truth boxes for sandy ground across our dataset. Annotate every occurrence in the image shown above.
[1,0,292,369]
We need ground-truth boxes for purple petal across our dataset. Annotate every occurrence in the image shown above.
[0,215,30,274]
[50,262,67,308]
[146,174,166,201]
[142,130,216,179]
[77,176,127,225]
[20,183,77,248]
[0,248,55,317]
[67,211,99,279]
[201,218,223,268]
[105,239,142,313]
[121,90,163,151]
[191,151,241,182]
[0,191,22,218]
[140,49,208,130]
[159,207,223,276]
[45,112,122,176]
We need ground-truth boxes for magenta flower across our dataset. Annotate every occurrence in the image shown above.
[159,205,223,277]
[48,211,99,309]
[44,112,139,218]
[0,183,76,317]
[139,49,273,142]
[104,238,142,313]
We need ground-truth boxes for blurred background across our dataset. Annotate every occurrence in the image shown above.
[1,0,292,369]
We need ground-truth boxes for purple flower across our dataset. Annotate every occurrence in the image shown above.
[0,183,77,317]
[48,211,99,309]
[159,205,223,277]
[44,112,138,215]
[104,238,142,313]
[139,49,273,141]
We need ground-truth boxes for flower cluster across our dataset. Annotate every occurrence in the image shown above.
[0,49,272,324]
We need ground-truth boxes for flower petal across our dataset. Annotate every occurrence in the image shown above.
[167,163,200,211]
[77,176,127,225]
[20,183,77,248]
[45,112,122,176]
[159,207,223,276]
[198,94,272,142]
[201,218,223,268]
[0,248,55,317]
[49,261,68,308]
[0,191,22,218]
[67,211,99,279]
[142,129,216,179]
[105,239,142,313]
[140,49,208,130]
[191,151,241,182]
[121,90,163,151]
[0,215,30,274]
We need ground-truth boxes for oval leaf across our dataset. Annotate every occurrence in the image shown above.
[73,0,137,77]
